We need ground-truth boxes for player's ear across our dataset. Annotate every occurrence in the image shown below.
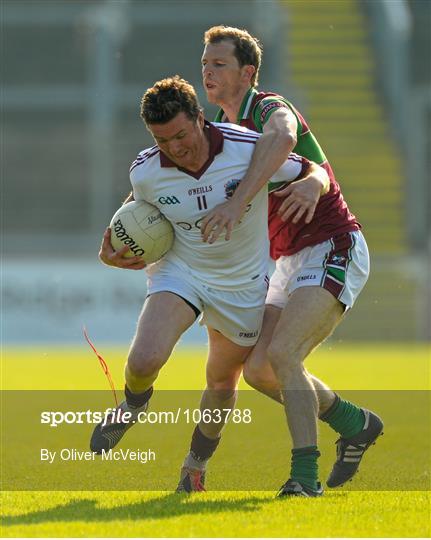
[243,65,255,84]
[198,110,205,128]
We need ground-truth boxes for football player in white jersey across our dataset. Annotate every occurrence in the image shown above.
[90,76,330,492]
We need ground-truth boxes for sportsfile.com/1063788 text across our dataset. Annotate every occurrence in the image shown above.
[40,408,252,428]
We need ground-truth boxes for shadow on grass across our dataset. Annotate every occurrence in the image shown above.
[1,493,277,526]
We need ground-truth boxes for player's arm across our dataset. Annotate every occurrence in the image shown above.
[98,188,146,270]
[201,109,295,243]
[201,108,326,243]
[98,167,148,272]
[272,160,329,223]
[98,227,147,270]
[224,107,299,210]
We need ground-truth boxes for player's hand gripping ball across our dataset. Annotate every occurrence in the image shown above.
[110,201,174,264]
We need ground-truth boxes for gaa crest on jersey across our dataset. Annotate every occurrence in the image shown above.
[224,179,242,199]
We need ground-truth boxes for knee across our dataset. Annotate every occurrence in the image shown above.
[127,348,166,379]
[206,374,238,400]
[205,384,237,405]
[242,362,259,389]
[243,359,274,390]
[266,340,304,377]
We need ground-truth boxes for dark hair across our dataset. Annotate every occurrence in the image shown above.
[204,26,262,87]
[140,76,202,125]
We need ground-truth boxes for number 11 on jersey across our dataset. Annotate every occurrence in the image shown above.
[197,195,208,210]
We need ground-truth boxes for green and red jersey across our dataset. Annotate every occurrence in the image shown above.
[215,88,360,259]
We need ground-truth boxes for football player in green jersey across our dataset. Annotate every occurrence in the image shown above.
[198,26,383,497]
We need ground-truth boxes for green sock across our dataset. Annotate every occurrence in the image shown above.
[320,395,365,439]
[290,446,320,490]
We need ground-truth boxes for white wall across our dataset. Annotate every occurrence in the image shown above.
[3,259,207,344]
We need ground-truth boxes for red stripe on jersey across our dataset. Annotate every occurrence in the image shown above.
[134,145,158,161]
[298,157,310,178]
[289,153,305,163]
[218,126,259,139]
[130,147,159,172]
[223,136,257,145]
[132,146,158,164]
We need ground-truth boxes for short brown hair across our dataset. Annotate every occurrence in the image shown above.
[141,76,202,125]
[204,26,262,87]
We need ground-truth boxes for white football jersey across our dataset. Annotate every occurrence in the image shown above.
[130,122,307,290]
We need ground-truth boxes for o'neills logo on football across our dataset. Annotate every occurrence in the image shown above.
[113,219,145,256]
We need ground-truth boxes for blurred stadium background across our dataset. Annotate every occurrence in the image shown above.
[2,0,430,347]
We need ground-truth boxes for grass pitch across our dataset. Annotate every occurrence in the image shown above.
[1,342,430,538]
[2,490,429,538]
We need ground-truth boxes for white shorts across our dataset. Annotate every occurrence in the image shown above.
[266,231,369,310]
[146,257,267,347]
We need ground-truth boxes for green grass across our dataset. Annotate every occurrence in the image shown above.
[3,342,429,390]
[1,490,430,538]
[1,342,430,537]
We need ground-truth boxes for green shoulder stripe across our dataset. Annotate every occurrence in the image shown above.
[294,131,327,165]
[214,109,224,123]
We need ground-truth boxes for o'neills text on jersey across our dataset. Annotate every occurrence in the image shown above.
[188,186,213,196]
